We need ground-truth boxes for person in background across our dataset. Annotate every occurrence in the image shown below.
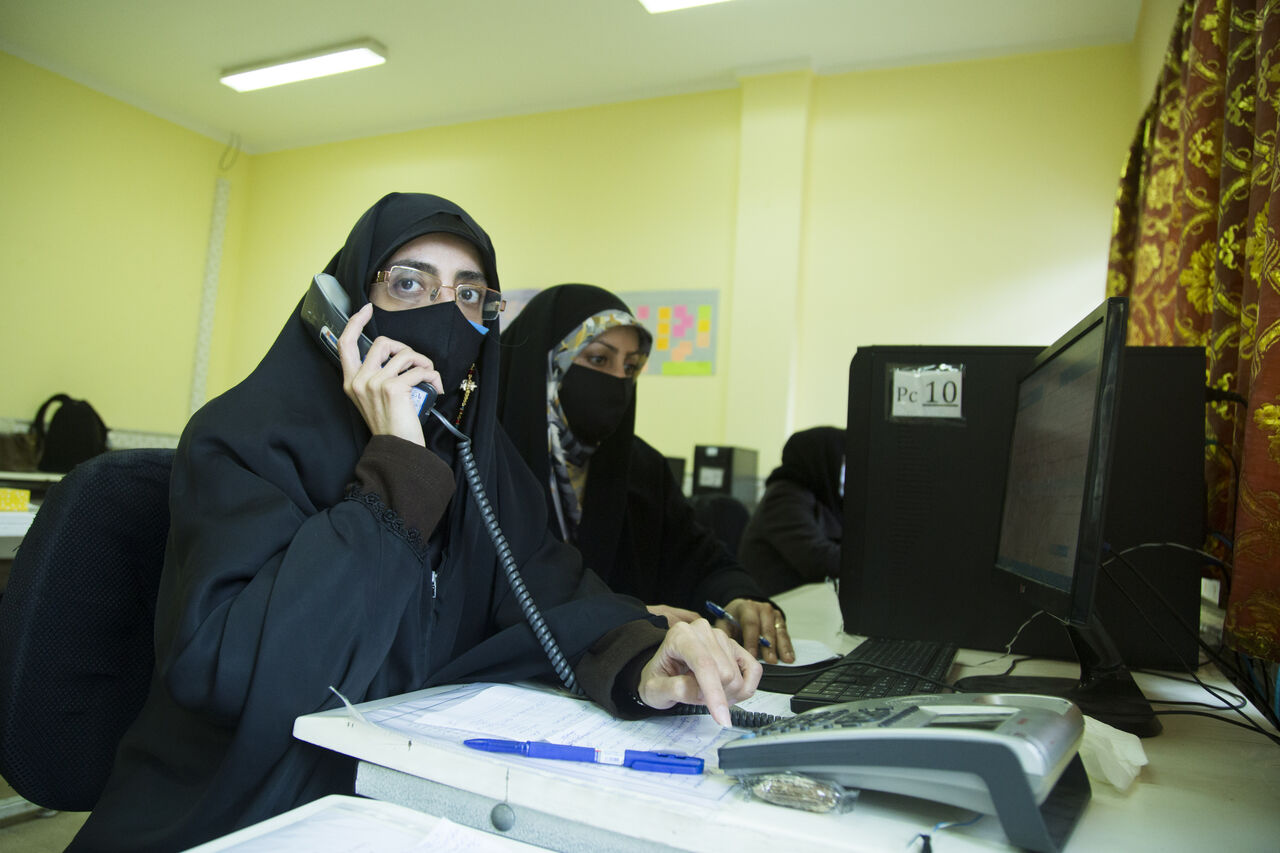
[68,196,759,853]
[738,426,845,596]
[497,283,794,663]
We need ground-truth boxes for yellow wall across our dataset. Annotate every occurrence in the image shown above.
[3,25,1169,472]
[794,45,1138,443]
[0,51,246,436]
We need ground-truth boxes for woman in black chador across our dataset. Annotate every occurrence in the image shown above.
[69,194,758,852]
[739,426,845,596]
[497,283,793,663]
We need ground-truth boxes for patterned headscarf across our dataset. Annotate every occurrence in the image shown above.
[546,309,651,535]
[497,285,653,543]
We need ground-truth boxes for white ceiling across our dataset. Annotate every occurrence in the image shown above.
[1,0,1143,154]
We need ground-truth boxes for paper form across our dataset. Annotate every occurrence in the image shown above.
[776,639,840,666]
[362,683,743,802]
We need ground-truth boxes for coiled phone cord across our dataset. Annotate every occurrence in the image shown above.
[431,413,775,727]
[431,410,583,696]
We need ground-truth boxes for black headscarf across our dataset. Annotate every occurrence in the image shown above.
[499,284,765,611]
[71,198,650,853]
[767,426,846,515]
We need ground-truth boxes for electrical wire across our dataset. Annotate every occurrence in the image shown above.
[1112,540,1232,574]
[1102,545,1242,680]
[987,655,1036,679]
[910,813,983,851]
[1103,548,1279,741]
[1153,710,1280,744]
[1273,673,1279,724]
[965,610,1049,668]
[1243,656,1267,704]
[1102,552,1259,726]
[1131,669,1247,710]
[217,132,241,172]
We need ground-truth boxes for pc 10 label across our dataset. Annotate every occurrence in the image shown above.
[890,365,963,419]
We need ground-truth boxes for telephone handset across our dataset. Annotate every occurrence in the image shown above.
[300,272,581,695]
[301,272,439,415]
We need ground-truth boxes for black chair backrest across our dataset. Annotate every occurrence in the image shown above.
[0,448,173,811]
[688,492,750,558]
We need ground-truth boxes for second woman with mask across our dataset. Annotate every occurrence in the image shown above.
[498,284,793,662]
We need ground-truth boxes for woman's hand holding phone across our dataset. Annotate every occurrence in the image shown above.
[337,304,444,446]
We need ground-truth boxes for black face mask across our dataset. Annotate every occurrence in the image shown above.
[371,303,485,407]
[558,363,633,445]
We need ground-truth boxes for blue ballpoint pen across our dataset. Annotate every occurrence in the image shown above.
[463,738,704,774]
[705,600,772,648]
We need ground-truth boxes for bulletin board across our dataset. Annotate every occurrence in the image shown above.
[619,290,719,376]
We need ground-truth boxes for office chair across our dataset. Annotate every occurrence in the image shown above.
[0,448,173,812]
[688,493,750,557]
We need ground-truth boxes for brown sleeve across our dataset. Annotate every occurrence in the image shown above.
[352,435,455,538]
[575,620,667,719]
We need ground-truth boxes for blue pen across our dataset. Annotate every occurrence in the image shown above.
[705,600,772,648]
[463,738,704,774]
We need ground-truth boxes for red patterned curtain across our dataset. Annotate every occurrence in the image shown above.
[1109,0,1280,662]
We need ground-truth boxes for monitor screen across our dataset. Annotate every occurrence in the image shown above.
[956,296,1162,738]
[995,315,1114,623]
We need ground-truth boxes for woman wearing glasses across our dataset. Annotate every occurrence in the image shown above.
[68,195,759,853]
[497,284,794,665]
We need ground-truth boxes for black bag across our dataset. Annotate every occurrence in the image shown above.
[31,394,109,473]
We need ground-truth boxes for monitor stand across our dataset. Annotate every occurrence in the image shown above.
[954,614,1162,738]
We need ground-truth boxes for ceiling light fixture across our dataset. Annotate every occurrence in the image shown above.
[220,40,386,93]
[638,0,737,13]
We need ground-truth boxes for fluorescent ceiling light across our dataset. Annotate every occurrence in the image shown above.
[220,40,386,92]
[639,0,737,13]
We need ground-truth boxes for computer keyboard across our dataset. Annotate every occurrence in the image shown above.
[788,636,958,712]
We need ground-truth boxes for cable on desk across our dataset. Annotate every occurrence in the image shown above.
[1105,548,1280,740]
[1111,540,1232,573]
[1152,710,1280,745]
[1243,655,1269,707]
[909,813,983,852]
[1131,669,1247,711]
[988,655,1037,679]
[1274,669,1279,725]
[1104,552,1258,722]
[964,610,1049,668]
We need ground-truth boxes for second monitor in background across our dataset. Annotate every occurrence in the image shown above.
[691,445,759,512]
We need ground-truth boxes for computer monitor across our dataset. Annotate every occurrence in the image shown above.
[955,296,1161,737]
[838,344,1204,668]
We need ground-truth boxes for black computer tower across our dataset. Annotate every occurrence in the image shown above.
[839,345,1204,668]
[691,445,759,511]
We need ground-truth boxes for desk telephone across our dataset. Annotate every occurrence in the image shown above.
[719,693,1090,853]
[299,272,581,694]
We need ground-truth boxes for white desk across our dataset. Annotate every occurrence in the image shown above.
[296,582,1280,852]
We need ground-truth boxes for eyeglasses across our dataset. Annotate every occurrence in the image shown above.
[372,265,506,322]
